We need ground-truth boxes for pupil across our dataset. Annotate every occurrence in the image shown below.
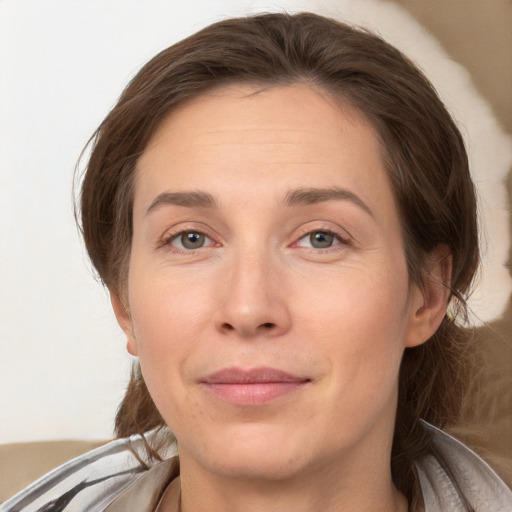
[182,232,204,249]
[311,232,333,248]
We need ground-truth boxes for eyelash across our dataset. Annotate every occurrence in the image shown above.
[160,226,351,255]
[293,227,351,252]
[160,229,217,254]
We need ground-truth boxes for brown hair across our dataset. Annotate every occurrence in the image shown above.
[76,12,479,503]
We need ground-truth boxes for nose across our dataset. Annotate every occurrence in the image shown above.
[214,249,292,339]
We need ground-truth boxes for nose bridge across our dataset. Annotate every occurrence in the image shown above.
[216,241,290,337]
[233,244,269,293]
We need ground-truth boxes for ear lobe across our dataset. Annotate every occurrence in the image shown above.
[110,290,138,357]
[406,247,452,348]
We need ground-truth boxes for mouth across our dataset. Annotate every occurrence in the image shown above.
[201,367,311,405]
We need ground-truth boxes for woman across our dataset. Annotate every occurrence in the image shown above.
[3,11,511,512]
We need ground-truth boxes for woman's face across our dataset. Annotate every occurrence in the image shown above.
[116,84,430,482]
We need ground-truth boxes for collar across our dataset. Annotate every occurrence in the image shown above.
[104,457,179,512]
[415,422,512,511]
[104,423,512,512]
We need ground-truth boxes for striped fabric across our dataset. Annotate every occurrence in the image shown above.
[1,433,178,512]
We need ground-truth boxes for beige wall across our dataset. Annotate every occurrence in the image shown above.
[392,0,512,132]
[392,0,512,474]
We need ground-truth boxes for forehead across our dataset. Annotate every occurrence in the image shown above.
[135,83,394,216]
[144,82,374,149]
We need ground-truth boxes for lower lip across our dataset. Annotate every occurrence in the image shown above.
[204,382,308,405]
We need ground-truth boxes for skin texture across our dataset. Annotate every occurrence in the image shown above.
[111,84,450,512]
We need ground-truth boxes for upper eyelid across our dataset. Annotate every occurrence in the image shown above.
[172,231,215,249]
[157,229,212,253]
[160,222,216,241]
[157,221,354,247]
[293,223,353,243]
[293,230,349,250]
[299,229,344,240]
[298,228,349,240]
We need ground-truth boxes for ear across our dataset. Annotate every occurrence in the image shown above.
[110,289,138,356]
[405,245,452,348]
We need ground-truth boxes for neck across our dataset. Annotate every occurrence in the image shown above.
[160,396,409,512]
[163,448,408,512]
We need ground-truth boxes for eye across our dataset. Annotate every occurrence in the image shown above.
[168,231,213,250]
[295,230,342,249]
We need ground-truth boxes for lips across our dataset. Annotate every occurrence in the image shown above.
[201,367,310,405]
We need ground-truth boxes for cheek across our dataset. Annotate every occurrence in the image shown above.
[129,262,212,339]
[126,275,205,392]
[303,266,410,391]
[303,259,410,338]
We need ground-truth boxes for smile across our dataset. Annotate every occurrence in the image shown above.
[201,367,311,405]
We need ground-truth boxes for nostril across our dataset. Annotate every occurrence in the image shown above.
[219,321,277,335]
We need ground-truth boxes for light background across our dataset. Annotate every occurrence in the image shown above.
[1,0,511,444]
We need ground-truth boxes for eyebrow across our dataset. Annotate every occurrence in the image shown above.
[283,187,374,218]
[145,186,373,218]
[146,191,217,214]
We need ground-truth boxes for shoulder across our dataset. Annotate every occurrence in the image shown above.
[415,421,512,512]
[0,432,177,512]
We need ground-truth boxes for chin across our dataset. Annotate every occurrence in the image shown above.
[188,424,316,481]
[207,450,309,482]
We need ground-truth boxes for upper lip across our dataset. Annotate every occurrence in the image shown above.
[202,367,309,384]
